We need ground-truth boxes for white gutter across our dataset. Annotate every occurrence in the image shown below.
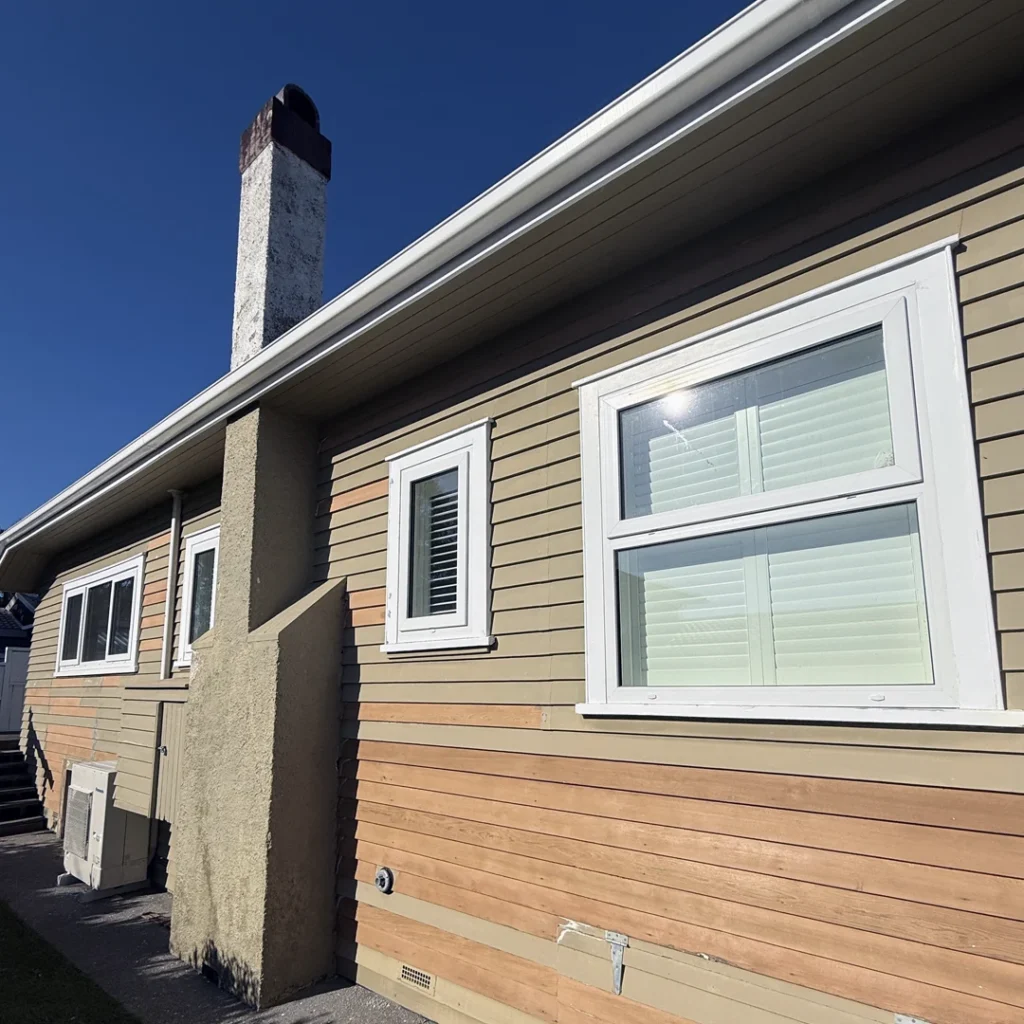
[0,0,904,576]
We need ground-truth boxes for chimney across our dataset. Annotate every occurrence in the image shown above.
[230,84,332,370]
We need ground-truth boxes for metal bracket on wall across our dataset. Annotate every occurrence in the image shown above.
[605,930,628,995]
[895,1017,932,1024]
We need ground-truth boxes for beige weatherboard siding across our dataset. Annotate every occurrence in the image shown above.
[20,481,219,833]
[3,3,1024,1023]
[321,81,1024,1024]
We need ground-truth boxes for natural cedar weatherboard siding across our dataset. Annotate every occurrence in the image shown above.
[21,482,219,830]
[319,82,1024,1024]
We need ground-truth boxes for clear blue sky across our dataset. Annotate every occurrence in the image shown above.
[1,0,745,528]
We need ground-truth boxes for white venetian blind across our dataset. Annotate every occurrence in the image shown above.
[409,469,460,617]
[756,330,892,490]
[618,533,753,687]
[617,504,933,688]
[767,504,932,686]
[619,329,894,518]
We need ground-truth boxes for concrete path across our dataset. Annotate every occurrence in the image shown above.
[0,831,427,1024]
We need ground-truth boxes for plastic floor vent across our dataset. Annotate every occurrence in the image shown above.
[399,964,434,993]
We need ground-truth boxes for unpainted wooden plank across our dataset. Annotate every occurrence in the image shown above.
[355,922,557,1023]
[352,860,559,945]
[352,851,1020,1024]
[356,821,1024,964]
[354,764,1024,878]
[354,835,1024,1010]
[356,797,1022,927]
[558,977,698,1024]
[354,740,1024,834]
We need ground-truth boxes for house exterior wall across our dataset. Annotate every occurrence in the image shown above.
[318,85,1024,1024]
[20,480,220,836]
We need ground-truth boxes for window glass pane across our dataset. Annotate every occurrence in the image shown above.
[408,469,459,617]
[617,504,932,689]
[189,549,216,644]
[619,329,893,519]
[618,533,753,687]
[81,582,112,663]
[108,577,135,656]
[61,593,83,662]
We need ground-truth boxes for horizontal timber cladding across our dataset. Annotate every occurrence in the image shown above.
[322,77,1024,1024]
[20,480,220,831]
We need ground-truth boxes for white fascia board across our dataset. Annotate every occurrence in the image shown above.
[0,0,902,576]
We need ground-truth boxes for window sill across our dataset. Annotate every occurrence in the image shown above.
[55,662,137,679]
[381,635,495,655]
[575,702,1024,729]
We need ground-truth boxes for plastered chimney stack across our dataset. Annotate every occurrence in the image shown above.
[230,84,332,370]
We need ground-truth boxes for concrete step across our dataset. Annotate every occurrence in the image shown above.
[0,815,46,837]
[0,735,19,752]
[0,760,28,776]
[0,750,22,763]
[0,783,35,801]
[0,797,43,822]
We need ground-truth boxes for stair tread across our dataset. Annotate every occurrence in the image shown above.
[0,816,46,836]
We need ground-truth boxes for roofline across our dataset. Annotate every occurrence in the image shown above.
[0,0,904,576]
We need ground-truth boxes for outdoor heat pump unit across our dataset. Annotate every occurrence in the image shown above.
[59,761,149,896]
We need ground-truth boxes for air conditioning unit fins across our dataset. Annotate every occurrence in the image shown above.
[57,761,149,898]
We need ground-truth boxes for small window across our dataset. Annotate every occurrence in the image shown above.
[577,246,1008,725]
[383,420,492,653]
[177,525,220,666]
[56,554,145,676]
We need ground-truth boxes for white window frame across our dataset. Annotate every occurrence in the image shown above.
[176,525,220,667]
[55,553,145,677]
[576,240,1020,727]
[383,418,493,653]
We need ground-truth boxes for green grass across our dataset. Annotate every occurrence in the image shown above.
[0,900,142,1024]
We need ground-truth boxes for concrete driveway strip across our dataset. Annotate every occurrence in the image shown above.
[0,832,427,1024]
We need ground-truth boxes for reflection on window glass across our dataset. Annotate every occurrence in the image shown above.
[81,582,112,662]
[619,329,893,518]
[189,549,216,644]
[617,504,932,689]
[61,593,83,662]
[408,470,459,617]
[108,578,135,656]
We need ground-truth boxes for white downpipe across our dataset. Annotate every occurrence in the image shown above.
[159,490,184,680]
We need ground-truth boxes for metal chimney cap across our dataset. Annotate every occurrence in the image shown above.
[239,85,331,180]
[275,84,320,133]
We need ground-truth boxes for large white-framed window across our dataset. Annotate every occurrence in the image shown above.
[55,554,145,677]
[176,525,220,666]
[383,419,493,653]
[577,242,1016,726]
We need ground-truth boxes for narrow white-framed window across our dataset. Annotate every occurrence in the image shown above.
[176,525,220,666]
[383,419,493,653]
[576,241,1016,727]
[55,553,145,677]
